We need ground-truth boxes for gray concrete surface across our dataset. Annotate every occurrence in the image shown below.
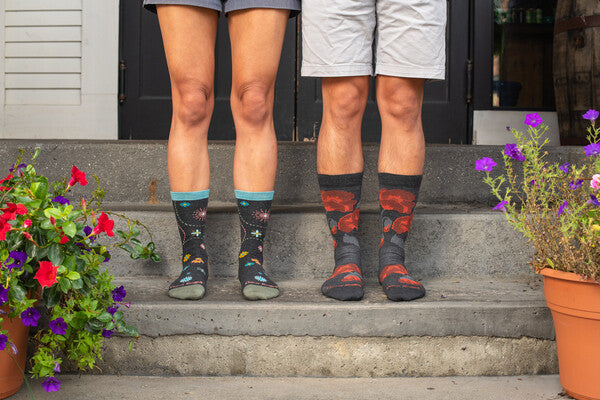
[115,277,553,339]
[106,208,535,280]
[87,335,557,377]
[12,375,570,400]
[0,141,581,204]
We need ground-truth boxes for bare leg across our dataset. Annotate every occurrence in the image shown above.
[229,8,289,191]
[157,5,218,192]
[317,76,370,175]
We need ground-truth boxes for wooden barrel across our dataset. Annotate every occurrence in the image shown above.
[553,0,600,145]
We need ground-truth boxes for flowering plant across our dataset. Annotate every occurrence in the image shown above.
[477,110,600,282]
[0,149,160,393]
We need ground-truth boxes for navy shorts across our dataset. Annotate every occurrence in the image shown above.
[144,0,301,17]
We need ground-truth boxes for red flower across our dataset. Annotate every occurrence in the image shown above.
[23,219,32,228]
[379,189,415,213]
[92,212,114,237]
[321,190,356,212]
[60,236,69,244]
[22,232,33,241]
[0,215,11,241]
[338,209,359,233]
[391,215,413,234]
[0,174,12,191]
[50,217,56,226]
[34,261,59,288]
[68,166,88,188]
[1,203,27,220]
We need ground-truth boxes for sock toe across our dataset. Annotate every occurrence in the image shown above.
[242,284,280,300]
[384,285,425,301]
[322,283,364,301]
[168,284,205,300]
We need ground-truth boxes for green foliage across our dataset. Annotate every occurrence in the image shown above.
[0,149,161,388]
[481,117,600,282]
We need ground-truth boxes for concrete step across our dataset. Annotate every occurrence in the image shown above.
[107,205,534,280]
[11,375,568,400]
[0,140,580,205]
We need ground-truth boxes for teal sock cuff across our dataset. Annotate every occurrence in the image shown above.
[234,190,274,201]
[170,190,210,201]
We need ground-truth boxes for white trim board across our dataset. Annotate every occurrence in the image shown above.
[473,111,560,146]
[0,0,119,140]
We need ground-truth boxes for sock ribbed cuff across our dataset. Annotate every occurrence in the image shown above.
[318,172,363,189]
[234,190,274,201]
[378,173,422,189]
[171,190,210,201]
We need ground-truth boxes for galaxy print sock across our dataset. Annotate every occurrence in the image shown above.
[168,191,209,300]
[236,190,280,300]
[378,173,425,301]
[318,173,364,301]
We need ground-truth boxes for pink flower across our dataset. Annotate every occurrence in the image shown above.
[591,174,600,191]
[22,219,32,228]
[92,212,115,237]
[34,261,59,288]
[68,166,88,188]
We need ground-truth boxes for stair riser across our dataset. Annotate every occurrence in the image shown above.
[0,141,579,205]
[109,211,534,279]
[88,336,558,377]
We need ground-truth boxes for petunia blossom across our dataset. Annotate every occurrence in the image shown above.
[68,166,88,188]
[49,318,68,335]
[112,285,127,302]
[524,113,543,128]
[0,286,8,305]
[51,196,70,206]
[0,334,7,351]
[6,251,27,270]
[107,305,119,316]
[475,157,497,172]
[504,144,526,161]
[21,307,41,327]
[91,212,114,237]
[34,261,59,288]
[492,201,508,212]
[102,329,113,338]
[585,143,600,157]
[583,109,599,122]
[41,377,61,392]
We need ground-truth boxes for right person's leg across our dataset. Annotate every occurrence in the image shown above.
[156,4,219,299]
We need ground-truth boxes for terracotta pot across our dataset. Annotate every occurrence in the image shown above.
[541,268,600,400]
[0,307,29,399]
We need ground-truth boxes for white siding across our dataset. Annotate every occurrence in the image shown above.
[0,0,118,139]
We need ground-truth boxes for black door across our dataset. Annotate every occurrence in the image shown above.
[118,1,296,140]
[297,0,471,144]
[120,0,470,144]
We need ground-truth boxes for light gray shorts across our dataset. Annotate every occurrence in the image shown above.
[301,0,446,79]
[144,0,300,17]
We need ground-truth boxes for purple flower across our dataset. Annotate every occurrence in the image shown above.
[102,329,113,338]
[51,196,70,206]
[107,305,119,316]
[103,251,110,263]
[6,251,27,271]
[559,163,570,173]
[0,286,8,305]
[506,126,511,132]
[492,201,508,212]
[570,180,584,190]
[9,163,27,175]
[558,201,568,216]
[524,113,543,128]
[41,377,61,392]
[585,143,600,157]
[504,143,525,161]
[583,109,599,121]
[21,307,41,327]
[49,318,67,335]
[0,334,7,351]
[83,226,96,243]
[475,157,497,172]
[54,362,61,373]
[591,195,600,206]
[111,286,126,302]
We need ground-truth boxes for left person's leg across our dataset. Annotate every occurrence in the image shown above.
[228,8,291,300]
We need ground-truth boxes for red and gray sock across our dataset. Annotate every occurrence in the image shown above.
[318,173,364,301]
[378,173,425,301]
[169,190,210,300]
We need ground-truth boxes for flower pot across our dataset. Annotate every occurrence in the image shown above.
[0,307,29,399]
[541,268,600,400]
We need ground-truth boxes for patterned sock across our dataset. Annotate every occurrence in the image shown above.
[168,190,209,300]
[236,190,280,300]
[318,173,364,301]
[378,173,425,301]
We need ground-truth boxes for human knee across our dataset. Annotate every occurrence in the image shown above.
[377,81,423,125]
[174,83,213,127]
[324,80,369,125]
[231,81,273,126]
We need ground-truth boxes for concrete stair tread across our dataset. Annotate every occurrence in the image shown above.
[11,375,567,400]
[117,277,553,338]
